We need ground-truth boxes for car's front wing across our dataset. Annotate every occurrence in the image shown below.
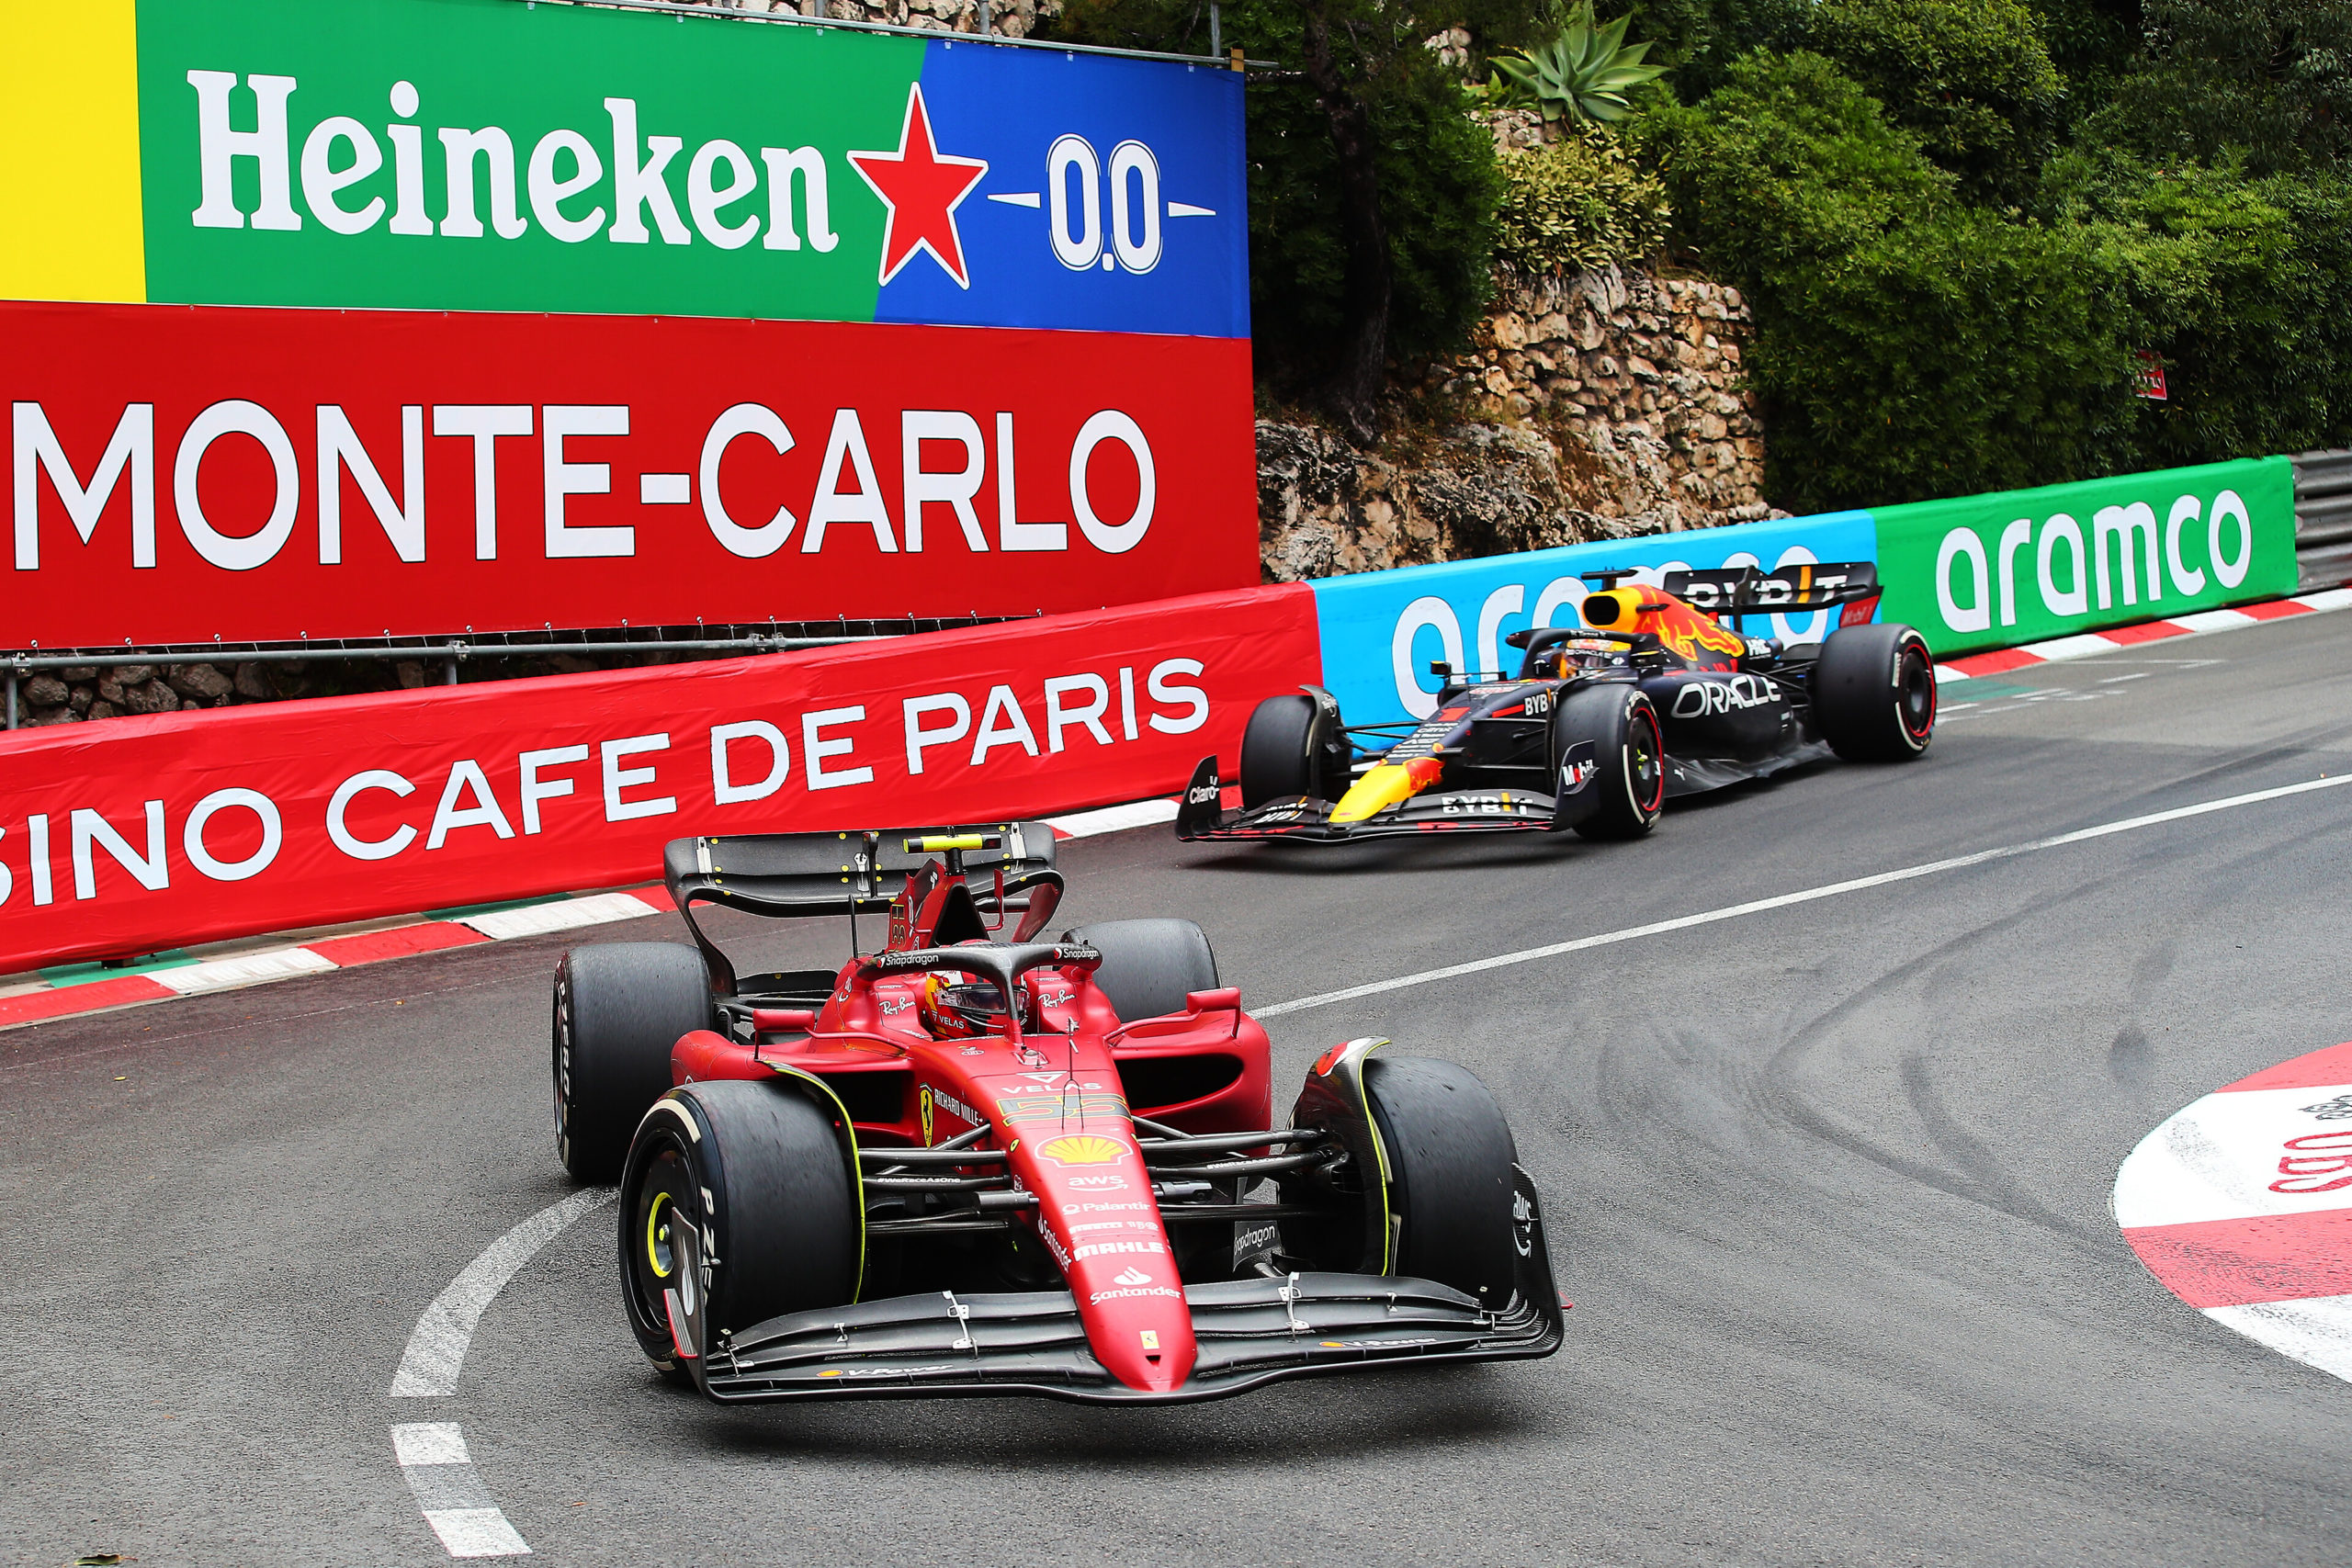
[699,1171,1565,1404]
[1174,777,1563,845]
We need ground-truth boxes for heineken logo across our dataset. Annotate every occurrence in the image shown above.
[179,69,1218,294]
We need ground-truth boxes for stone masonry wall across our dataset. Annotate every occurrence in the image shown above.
[1258,264,1772,581]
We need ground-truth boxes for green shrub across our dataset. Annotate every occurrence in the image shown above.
[1643,51,1952,284]
[1754,210,2139,509]
[1805,0,2064,203]
[1492,130,1671,273]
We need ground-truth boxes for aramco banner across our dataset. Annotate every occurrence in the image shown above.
[1871,457,2299,657]
[0,0,1258,645]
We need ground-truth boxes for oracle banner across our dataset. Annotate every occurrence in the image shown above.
[2,299,1259,646]
[0,584,1318,973]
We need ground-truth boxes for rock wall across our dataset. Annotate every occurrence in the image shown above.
[612,0,1058,36]
[1259,264,1771,581]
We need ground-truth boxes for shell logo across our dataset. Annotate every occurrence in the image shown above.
[1038,1134,1128,1168]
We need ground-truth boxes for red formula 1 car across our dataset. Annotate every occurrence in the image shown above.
[551,825,1561,1404]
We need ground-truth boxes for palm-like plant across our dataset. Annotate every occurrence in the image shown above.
[1489,3,1668,125]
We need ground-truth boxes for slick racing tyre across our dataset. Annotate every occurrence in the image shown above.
[1363,1057,1523,1310]
[1814,623,1937,762]
[618,1080,861,1382]
[1067,919,1219,1023]
[1549,684,1666,840]
[1238,693,1347,807]
[554,942,713,1183]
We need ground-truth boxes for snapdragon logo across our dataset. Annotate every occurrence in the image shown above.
[185,73,840,254]
[1933,488,2255,635]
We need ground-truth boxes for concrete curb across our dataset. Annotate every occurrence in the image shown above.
[1934,587,2352,682]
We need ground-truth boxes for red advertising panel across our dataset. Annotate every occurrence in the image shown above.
[0,584,1318,973]
[2,299,1258,646]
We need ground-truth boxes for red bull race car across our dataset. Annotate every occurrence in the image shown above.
[551,826,1562,1404]
[1177,562,1936,845]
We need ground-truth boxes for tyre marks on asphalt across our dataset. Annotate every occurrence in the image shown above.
[1256,773,2352,1019]
[2116,1041,2352,1383]
[392,1422,534,1558]
[389,1188,613,1559]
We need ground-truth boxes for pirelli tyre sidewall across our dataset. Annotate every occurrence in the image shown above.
[1551,683,1665,840]
[555,942,712,1184]
[617,1081,861,1388]
[1814,623,1937,762]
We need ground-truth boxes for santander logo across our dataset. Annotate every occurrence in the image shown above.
[1113,1267,1152,1286]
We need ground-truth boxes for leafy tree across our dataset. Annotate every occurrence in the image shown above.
[2094,0,2352,174]
[1492,129,1671,273]
[1804,0,2064,203]
[1054,0,1541,442]
[1597,0,1812,102]
[1642,51,1953,284]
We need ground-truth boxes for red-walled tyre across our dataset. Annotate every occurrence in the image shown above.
[1551,684,1666,840]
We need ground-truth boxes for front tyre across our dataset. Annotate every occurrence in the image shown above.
[554,942,713,1183]
[1238,693,1347,807]
[617,1080,862,1381]
[1814,623,1937,761]
[1550,684,1665,840]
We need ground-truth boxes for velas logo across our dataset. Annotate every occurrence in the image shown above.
[849,86,986,289]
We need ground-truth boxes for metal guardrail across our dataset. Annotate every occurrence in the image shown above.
[1,614,1026,729]
[2293,448,2352,592]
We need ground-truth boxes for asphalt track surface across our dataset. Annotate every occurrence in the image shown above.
[9,615,2352,1568]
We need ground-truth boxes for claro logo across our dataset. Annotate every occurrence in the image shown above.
[1934,489,2255,635]
[2269,1130,2352,1194]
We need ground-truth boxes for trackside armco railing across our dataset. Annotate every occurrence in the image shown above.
[2292,448,2352,592]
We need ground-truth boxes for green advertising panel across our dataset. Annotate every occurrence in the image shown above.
[137,0,912,320]
[1871,457,2299,656]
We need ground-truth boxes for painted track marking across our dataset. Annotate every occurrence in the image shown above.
[1257,773,2352,1018]
[390,1188,614,1397]
[392,1421,533,1558]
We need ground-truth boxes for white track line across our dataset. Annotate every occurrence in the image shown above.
[392,1422,533,1558]
[1256,773,2352,1018]
[390,1188,615,1397]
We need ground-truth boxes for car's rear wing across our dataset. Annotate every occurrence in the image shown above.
[662,824,1058,919]
[1662,561,1881,625]
[662,825,1059,989]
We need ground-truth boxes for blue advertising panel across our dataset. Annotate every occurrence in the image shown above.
[1306,512,1880,726]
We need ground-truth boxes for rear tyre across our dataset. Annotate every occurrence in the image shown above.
[1364,1057,1522,1309]
[617,1080,861,1379]
[1239,693,1346,807]
[555,942,713,1183]
[1551,685,1665,840]
[1815,623,1936,761]
[1066,919,1219,1023]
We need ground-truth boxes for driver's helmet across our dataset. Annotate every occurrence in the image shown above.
[919,971,1026,1039]
[1539,637,1627,678]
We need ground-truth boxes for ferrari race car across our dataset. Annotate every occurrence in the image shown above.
[1177,561,1936,845]
[551,825,1562,1404]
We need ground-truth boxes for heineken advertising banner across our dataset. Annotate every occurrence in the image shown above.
[1,0,1258,646]
[5,0,1247,330]
[1871,457,2299,657]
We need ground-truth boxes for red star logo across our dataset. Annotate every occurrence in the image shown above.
[848,85,989,289]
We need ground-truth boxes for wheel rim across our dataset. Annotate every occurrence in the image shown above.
[1897,644,1937,744]
[628,1143,697,1337]
[1628,704,1665,816]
